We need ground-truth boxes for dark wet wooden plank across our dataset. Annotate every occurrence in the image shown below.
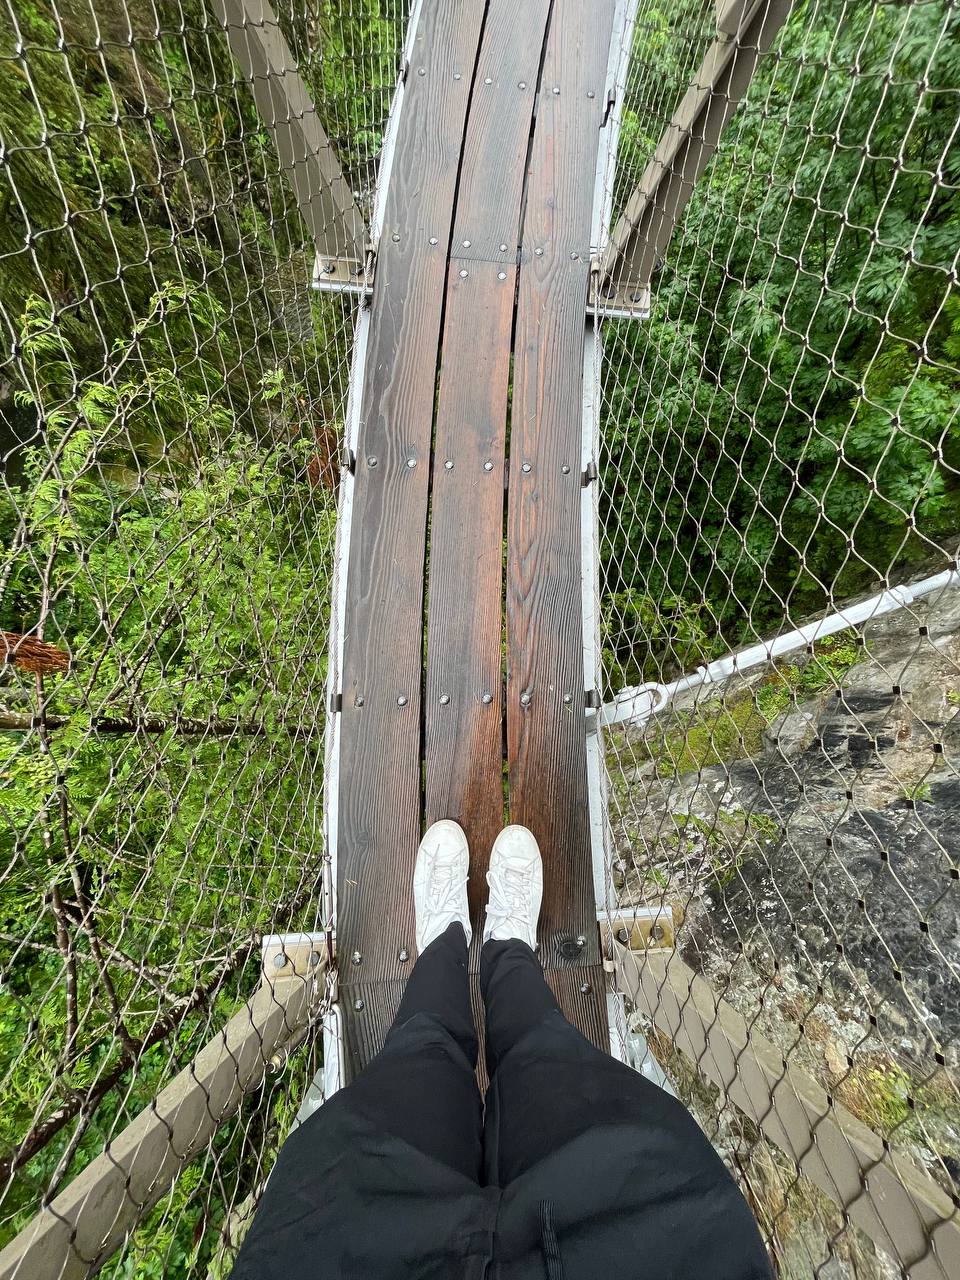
[424,0,551,933]
[507,0,617,972]
[337,0,487,983]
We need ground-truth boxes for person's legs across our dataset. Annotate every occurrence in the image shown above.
[342,919,483,1180]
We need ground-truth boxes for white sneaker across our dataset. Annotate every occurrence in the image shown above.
[413,820,472,953]
[482,825,543,949]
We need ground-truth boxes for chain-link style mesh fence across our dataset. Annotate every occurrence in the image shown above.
[2,0,959,1277]
[596,1,960,1275]
[0,0,407,1272]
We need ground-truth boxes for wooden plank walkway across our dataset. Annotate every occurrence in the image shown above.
[339,0,618,1076]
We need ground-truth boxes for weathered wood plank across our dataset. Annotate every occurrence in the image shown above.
[507,0,617,970]
[425,0,551,931]
[337,0,486,983]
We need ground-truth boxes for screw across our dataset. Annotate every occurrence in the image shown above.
[462,239,471,248]
[481,692,493,705]
[429,236,438,245]
[576,934,587,948]
[518,81,527,89]
[440,693,450,705]
[587,90,596,98]
[444,459,454,470]
[535,247,544,256]
[406,457,417,468]
[521,462,531,473]
[398,948,410,962]
[580,983,591,995]
[460,269,469,278]
[552,85,560,95]
[484,76,492,85]
[351,950,362,965]
[498,272,507,280]
[483,460,493,472]
[563,693,572,705]
[570,252,579,260]
[499,244,508,252]
[367,455,378,467]
[454,71,462,80]
[397,695,408,707]
[520,692,531,707]
[392,232,400,242]
[561,463,570,474]
[417,67,426,76]
[354,998,365,1011]
[616,926,630,944]
[356,694,365,707]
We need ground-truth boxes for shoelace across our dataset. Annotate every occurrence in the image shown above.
[486,864,530,927]
[426,858,463,916]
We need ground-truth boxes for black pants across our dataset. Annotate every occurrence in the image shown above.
[341,922,694,1185]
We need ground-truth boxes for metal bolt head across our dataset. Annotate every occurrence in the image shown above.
[481,691,493,705]
[392,232,400,242]
[462,239,471,248]
[273,952,287,969]
[354,998,365,1011]
[351,950,362,965]
[355,694,365,707]
[576,934,587,948]
[535,247,544,257]
[552,85,560,95]
[406,457,417,468]
[561,463,570,474]
[417,67,426,76]
[398,948,410,962]
[520,692,531,707]
[367,455,378,468]
[570,251,579,260]
[651,923,665,941]
[439,693,450,705]
[459,269,469,279]
[498,272,507,280]
[499,243,508,252]
[429,236,438,245]
[483,460,493,472]
[397,695,408,707]
[587,90,596,98]
[484,76,492,85]
[616,926,630,945]
[521,462,531,473]
[444,459,454,470]
[454,71,462,80]
[563,693,573,705]
[580,983,591,995]
[518,81,527,89]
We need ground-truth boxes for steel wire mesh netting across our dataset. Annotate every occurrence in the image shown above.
[0,0,407,1273]
[597,0,960,1276]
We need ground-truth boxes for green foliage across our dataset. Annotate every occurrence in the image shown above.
[0,285,333,1246]
[602,0,960,686]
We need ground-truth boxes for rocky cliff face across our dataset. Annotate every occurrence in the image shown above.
[608,585,960,1276]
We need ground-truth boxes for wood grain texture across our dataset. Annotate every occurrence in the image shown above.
[337,0,486,981]
[424,0,551,940]
[424,259,515,927]
[507,0,618,970]
[451,0,552,263]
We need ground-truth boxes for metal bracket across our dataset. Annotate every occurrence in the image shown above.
[602,906,675,955]
[329,691,342,714]
[584,688,601,710]
[581,460,598,487]
[312,255,374,296]
[261,932,328,987]
[602,86,616,129]
[588,266,651,319]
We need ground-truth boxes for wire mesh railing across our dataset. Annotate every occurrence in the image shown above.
[0,0,407,1272]
[0,0,958,1277]
[596,1,960,1275]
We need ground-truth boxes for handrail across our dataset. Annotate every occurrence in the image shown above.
[0,937,327,1280]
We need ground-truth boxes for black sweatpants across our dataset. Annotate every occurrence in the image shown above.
[338,922,703,1184]
[235,922,773,1279]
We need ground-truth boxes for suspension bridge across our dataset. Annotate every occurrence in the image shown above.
[0,0,958,1276]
